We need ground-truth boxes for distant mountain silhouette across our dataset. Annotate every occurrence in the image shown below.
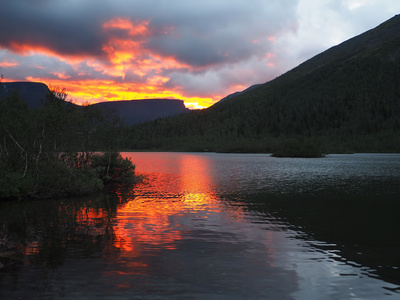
[0,82,50,109]
[0,82,189,125]
[92,99,189,125]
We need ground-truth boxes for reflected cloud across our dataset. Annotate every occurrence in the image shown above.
[112,153,238,254]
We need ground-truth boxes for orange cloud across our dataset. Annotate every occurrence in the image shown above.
[50,72,71,79]
[103,18,149,36]
[5,41,99,71]
[101,18,192,80]
[9,42,57,57]
[101,18,149,78]
[0,60,19,68]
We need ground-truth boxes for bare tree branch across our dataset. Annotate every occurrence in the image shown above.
[3,125,28,178]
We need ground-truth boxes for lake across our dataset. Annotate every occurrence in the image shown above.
[1,152,400,299]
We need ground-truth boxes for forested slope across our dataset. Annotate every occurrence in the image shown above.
[123,15,400,153]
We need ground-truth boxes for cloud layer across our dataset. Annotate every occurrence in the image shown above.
[0,0,399,108]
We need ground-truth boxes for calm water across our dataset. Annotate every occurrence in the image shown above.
[1,152,400,299]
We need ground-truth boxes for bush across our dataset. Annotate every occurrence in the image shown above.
[0,152,139,200]
[0,170,34,199]
[33,159,103,198]
[91,152,138,186]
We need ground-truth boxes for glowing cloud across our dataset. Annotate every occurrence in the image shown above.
[0,60,19,68]
[103,18,149,36]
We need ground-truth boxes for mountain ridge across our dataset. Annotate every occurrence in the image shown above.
[92,99,189,125]
[0,82,51,109]
[125,15,400,153]
[0,82,189,125]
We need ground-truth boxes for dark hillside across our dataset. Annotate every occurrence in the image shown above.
[0,82,50,109]
[218,84,262,103]
[92,99,189,126]
[125,15,400,153]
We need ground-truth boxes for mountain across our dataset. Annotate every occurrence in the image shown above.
[125,15,400,153]
[218,84,262,103]
[0,82,189,125]
[92,99,189,126]
[0,82,51,109]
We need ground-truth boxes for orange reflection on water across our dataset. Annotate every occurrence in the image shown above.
[75,207,108,236]
[25,241,40,256]
[115,198,185,252]
[112,153,244,255]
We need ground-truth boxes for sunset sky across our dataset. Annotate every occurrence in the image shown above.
[1,1,399,109]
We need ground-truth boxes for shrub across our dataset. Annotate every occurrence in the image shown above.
[91,152,137,186]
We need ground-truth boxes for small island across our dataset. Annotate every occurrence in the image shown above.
[271,138,325,158]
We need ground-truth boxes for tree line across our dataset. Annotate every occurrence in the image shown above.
[0,82,137,200]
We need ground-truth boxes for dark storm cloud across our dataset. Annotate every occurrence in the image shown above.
[0,0,298,66]
[0,0,110,58]
[145,0,298,67]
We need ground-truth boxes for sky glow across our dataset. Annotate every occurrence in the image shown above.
[0,0,399,109]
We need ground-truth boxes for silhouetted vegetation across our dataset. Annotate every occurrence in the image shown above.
[120,15,400,154]
[91,151,138,186]
[271,138,324,158]
[0,85,138,200]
